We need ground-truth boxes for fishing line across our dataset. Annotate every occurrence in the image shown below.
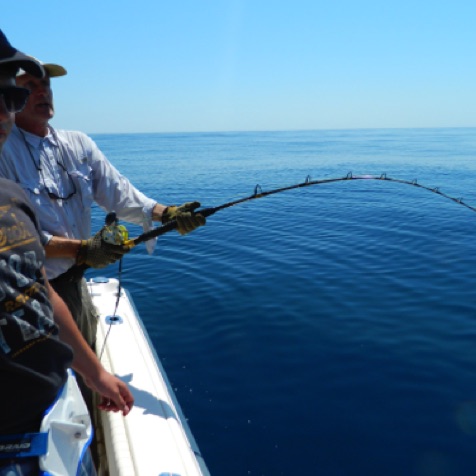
[97,258,123,361]
[96,172,473,359]
[98,214,125,361]
[125,172,476,247]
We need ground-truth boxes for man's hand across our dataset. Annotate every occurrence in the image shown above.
[83,369,134,416]
[76,228,131,268]
[162,201,206,235]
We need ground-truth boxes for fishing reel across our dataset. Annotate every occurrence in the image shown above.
[101,212,129,245]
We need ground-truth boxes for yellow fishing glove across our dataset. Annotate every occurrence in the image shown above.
[161,201,206,235]
[76,227,131,268]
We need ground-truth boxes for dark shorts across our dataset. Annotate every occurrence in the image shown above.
[49,275,99,349]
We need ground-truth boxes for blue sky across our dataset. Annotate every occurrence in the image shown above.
[3,0,475,133]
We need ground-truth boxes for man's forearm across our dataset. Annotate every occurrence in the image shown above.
[45,236,82,259]
[151,203,167,221]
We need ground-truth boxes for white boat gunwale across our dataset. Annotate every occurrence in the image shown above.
[88,277,210,476]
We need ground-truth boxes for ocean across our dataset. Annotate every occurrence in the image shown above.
[88,128,476,476]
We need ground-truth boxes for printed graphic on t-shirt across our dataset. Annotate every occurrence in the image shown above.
[0,202,56,357]
[0,207,37,253]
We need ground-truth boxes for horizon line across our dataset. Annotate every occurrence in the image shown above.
[87,125,476,136]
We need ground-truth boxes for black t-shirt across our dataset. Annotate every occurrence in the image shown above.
[0,178,73,433]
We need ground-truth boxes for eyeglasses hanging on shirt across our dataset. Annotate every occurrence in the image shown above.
[19,128,77,201]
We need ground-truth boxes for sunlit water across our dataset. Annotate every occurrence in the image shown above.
[88,128,476,476]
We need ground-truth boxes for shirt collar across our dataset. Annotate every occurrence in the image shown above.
[14,124,59,149]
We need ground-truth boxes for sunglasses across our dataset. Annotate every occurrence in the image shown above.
[0,86,31,113]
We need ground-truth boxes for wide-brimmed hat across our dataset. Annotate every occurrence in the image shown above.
[0,29,44,78]
[17,60,67,78]
[42,63,67,77]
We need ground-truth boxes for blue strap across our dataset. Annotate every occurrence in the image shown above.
[0,432,48,458]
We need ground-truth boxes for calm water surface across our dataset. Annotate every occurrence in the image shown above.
[88,129,476,476]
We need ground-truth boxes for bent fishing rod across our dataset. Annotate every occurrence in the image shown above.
[98,171,475,357]
[124,172,476,248]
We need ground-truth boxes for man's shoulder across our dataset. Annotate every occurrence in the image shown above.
[1,126,23,153]
[55,128,89,141]
[0,177,27,199]
[0,176,19,188]
[55,128,97,150]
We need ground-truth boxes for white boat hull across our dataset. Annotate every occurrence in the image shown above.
[88,277,209,476]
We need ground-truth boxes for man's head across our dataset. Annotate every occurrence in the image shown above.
[0,30,44,78]
[0,30,43,149]
[15,61,67,136]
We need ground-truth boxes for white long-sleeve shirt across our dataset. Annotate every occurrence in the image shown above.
[0,125,157,279]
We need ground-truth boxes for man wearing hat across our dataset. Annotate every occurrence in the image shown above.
[0,29,134,475]
[0,57,206,350]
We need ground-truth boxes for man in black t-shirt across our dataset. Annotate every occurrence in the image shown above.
[0,29,134,474]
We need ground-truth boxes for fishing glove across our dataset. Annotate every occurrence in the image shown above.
[76,228,131,268]
[161,201,206,235]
